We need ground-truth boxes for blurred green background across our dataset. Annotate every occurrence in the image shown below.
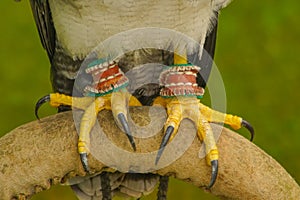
[0,0,299,199]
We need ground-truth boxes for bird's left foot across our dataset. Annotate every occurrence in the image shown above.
[153,64,254,188]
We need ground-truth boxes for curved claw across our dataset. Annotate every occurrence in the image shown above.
[117,113,136,151]
[155,126,174,165]
[207,160,218,189]
[35,95,50,120]
[80,153,90,173]
[241,120,255,141]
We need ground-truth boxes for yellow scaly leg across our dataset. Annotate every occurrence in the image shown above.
[153,50,254,188]
[36,89,142,172]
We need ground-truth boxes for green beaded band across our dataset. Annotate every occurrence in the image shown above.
[161,94,203,99]
[87,58,108,68]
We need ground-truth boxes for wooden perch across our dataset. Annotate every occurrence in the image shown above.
[0,107,299,200]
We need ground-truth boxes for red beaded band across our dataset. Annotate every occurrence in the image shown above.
[84,60,128,95]
[159,65,204,98]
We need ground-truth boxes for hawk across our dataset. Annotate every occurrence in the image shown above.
[29,0,253,199]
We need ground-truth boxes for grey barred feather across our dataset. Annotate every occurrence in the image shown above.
[71,172,159,200]
[51,43,82,95]
[157,176,169,200]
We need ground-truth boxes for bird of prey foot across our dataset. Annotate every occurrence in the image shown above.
[36,59,142,172]
[152,53,254,188]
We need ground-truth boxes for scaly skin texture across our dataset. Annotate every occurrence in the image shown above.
[44,91,142,156]
[153,97,243,165]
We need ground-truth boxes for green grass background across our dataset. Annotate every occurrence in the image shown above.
[0,0,299,199]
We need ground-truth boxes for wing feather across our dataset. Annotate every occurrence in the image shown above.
[29,0,56,60]
[196,12,218,88]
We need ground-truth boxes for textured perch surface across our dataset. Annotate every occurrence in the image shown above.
[0,107,299,200]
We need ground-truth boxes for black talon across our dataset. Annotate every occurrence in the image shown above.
[155,126,174,165]
[207,160,218,189]
[35,95,50,120]
[117,113,136,151]
[241,120,255,141]
[80,153,90,173]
